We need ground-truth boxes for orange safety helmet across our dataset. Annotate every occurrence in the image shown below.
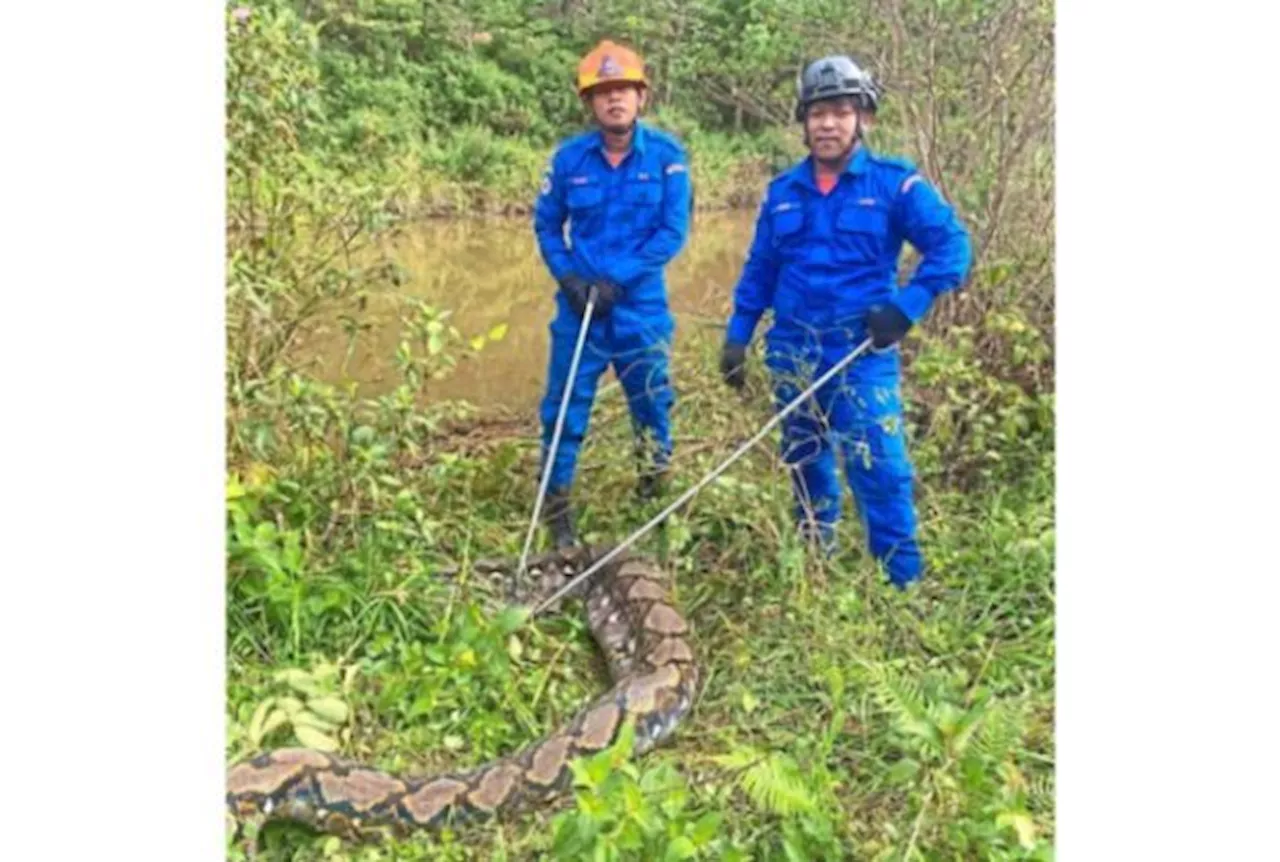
[576,40,648,95]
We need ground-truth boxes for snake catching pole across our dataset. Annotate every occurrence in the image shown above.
[515,288,597,582]
[530,336,875,616]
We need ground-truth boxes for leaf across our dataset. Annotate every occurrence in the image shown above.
[261,708,290,739]
[689,812,723,845]
[294,723,340,752]
[781,835,809,862]
[292,710,338,732]
[275,669,320,697]
[997,810,1038,849]
[740,689,759,713]
[342,663,361,692]
[276,696,306,716]
[737,752,815,815]
[247,698,274,744]
[311,662,339,683]
[307,696,350,725]
[494,605,530,634]
[408,693,436,719]
[885,758,920,785]
[487,322,508,341]
[663,837,697,861]
[865,663,942,750]
[825,666,846,703]
[245,462,273,487]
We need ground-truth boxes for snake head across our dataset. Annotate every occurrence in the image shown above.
[437,545,635,613]
[491,544,630,609]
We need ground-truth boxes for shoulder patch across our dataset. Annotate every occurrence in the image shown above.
[539,155,555,196]
[778,158,812,186]
[868,151,917,173]
[664,162,687,175]
[553,130,596,164]
[768,169,798,192]
[900,174,924,194]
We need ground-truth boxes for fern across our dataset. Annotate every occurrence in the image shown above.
[1029,773,1055,813]
[714,746,817,816]
[968,700,1025,767]
[863,662,942,752]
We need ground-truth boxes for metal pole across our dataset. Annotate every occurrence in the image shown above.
[515,288,597,582]
[530,336,875,616]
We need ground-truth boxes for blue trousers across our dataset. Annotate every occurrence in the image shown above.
[765,338,922,587]
[538,319,674,494]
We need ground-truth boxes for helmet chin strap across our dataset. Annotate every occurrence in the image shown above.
[589,88,644,138]
[805,113,861,169]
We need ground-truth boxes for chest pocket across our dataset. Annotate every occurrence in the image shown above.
[769,202,806,253]
[620,175,663,232]
[834,203,890,262]
[623,175,662,206]
[567,182,605,214]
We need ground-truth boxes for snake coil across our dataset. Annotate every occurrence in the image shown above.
[226,546,699,851]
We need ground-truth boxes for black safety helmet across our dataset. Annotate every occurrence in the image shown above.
[794,54,881,122]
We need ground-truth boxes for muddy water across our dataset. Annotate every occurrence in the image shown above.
[298,210,759,411]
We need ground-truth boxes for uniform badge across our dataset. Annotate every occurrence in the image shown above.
[599,55,622,78]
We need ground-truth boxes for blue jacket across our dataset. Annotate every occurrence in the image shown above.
[726,145,972,348]
[534,122,692,335]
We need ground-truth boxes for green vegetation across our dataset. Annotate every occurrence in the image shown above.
[225,1,1054,859]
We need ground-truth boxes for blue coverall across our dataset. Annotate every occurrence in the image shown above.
[533,122,693,494]
[725,145,972,587]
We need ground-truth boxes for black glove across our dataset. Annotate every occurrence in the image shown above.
[560,275,622,319]
[720,340,747,391]
[866,303,913,349]
[593,280,623,318]
[559,274,592,317]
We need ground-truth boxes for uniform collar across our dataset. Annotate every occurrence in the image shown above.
[794,142,871,192]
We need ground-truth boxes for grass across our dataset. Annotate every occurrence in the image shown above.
[225,6,1055,856]
[225,321,1054,861]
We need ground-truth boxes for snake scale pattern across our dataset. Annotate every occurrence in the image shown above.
[226,546,699,850]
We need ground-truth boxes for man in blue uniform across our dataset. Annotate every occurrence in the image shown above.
[533,40,693,548]
[720,55,971,589]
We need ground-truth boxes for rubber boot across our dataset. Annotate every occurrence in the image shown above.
[544,489,577,549]
[633,433,669,502]
[799,518,839,559]
[636,462,669,502]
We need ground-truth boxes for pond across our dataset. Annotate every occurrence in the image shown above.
[294,209,760,412]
